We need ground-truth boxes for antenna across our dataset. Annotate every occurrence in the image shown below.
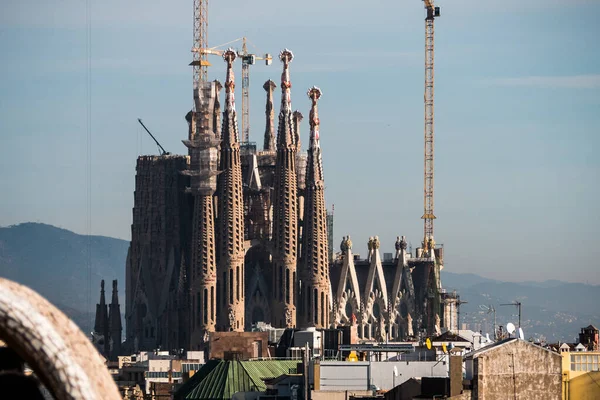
[456,296,468,332]
[479,304,497,340]
[500,301,522,328]
[518,327,524,340]
[506,322,516,336]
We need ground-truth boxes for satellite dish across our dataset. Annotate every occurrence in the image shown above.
[518,328,524,340]
[442,343,448,353]
[506,322,516,335]
[393,366,399,377]
[426,338,432,350]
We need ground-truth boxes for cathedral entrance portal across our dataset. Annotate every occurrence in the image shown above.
[244,244,273,330]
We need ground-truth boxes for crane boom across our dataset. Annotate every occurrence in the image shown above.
[192,34,271,144]
[421,0,440,248]
[138,118,169,156]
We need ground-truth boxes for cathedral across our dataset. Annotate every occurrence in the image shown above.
[123,49,457,352]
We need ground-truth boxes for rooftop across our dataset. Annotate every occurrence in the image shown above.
[174,359,299,400]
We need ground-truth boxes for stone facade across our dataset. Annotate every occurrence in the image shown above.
[125,155,191,352]
[208,331,269,360]
[464,338,562,400]
[331,237,451,341]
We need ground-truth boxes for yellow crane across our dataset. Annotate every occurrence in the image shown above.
[192,37,272,144]
[421,0,441,250]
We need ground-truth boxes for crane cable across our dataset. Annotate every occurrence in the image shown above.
[86,0,93,334]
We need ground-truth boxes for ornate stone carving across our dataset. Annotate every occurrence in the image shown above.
[340,236,348,253]
[0,278,121,399]
[373,236,380,250]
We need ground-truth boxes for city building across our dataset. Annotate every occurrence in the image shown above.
[461,338,562,400]
[579,325,599,351]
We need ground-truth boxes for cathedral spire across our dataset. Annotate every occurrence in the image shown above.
[109,280,122,360]
[299,86,330,328]
[278,49,295,147]
[222,49,238,145]
[94,280,108,336]
[217,48,245,332]
[307,87,324,183]
[271,49,299,328]
[263,80,277,152]
[182,72,221,347]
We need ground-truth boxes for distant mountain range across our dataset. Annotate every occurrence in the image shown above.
[0,222,597,342]
[441,271,600,342]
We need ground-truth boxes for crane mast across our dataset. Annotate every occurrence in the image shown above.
[422,0,440,249]
[241,38,250,143]
[192,0,209,94]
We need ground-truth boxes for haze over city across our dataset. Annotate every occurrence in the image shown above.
[1,0,599,284]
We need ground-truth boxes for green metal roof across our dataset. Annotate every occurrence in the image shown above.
[175,360,299,400]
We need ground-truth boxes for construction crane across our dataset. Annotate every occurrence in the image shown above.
[421,0,441,250]
[239,37,272,144]
[190,0,209,94]
[137,118,170,156]
[193,37,272,144]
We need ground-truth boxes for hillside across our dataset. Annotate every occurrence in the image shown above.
[441,271,600,342]
[0,223,128,333]
[0,222,597,342]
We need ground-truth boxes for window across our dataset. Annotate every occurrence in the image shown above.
[229,269,234,304]
[286,269,290,304]
[203,289,208,324]
[570,354,600,372]
[236,266,240,300]
[211,286,215,322]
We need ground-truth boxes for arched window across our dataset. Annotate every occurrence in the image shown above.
[211,286,215,322]
[320,292,325,326]
[203,289,208,324]
[229,269,234,304]
[236,266,240,301]
[285,269,290,304]
[314,288,318,324]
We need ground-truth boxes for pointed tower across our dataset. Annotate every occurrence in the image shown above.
[298,87,331,328]
[334,236,361,326]
[182,75,221,347]
[94,280,109,356]
[271,49,299,328]
[109,280,123,360]
[217,49,245,332]
[362,236,389,340]
[263,80,277,152]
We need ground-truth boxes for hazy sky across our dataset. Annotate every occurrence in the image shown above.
[1,0,599,284]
